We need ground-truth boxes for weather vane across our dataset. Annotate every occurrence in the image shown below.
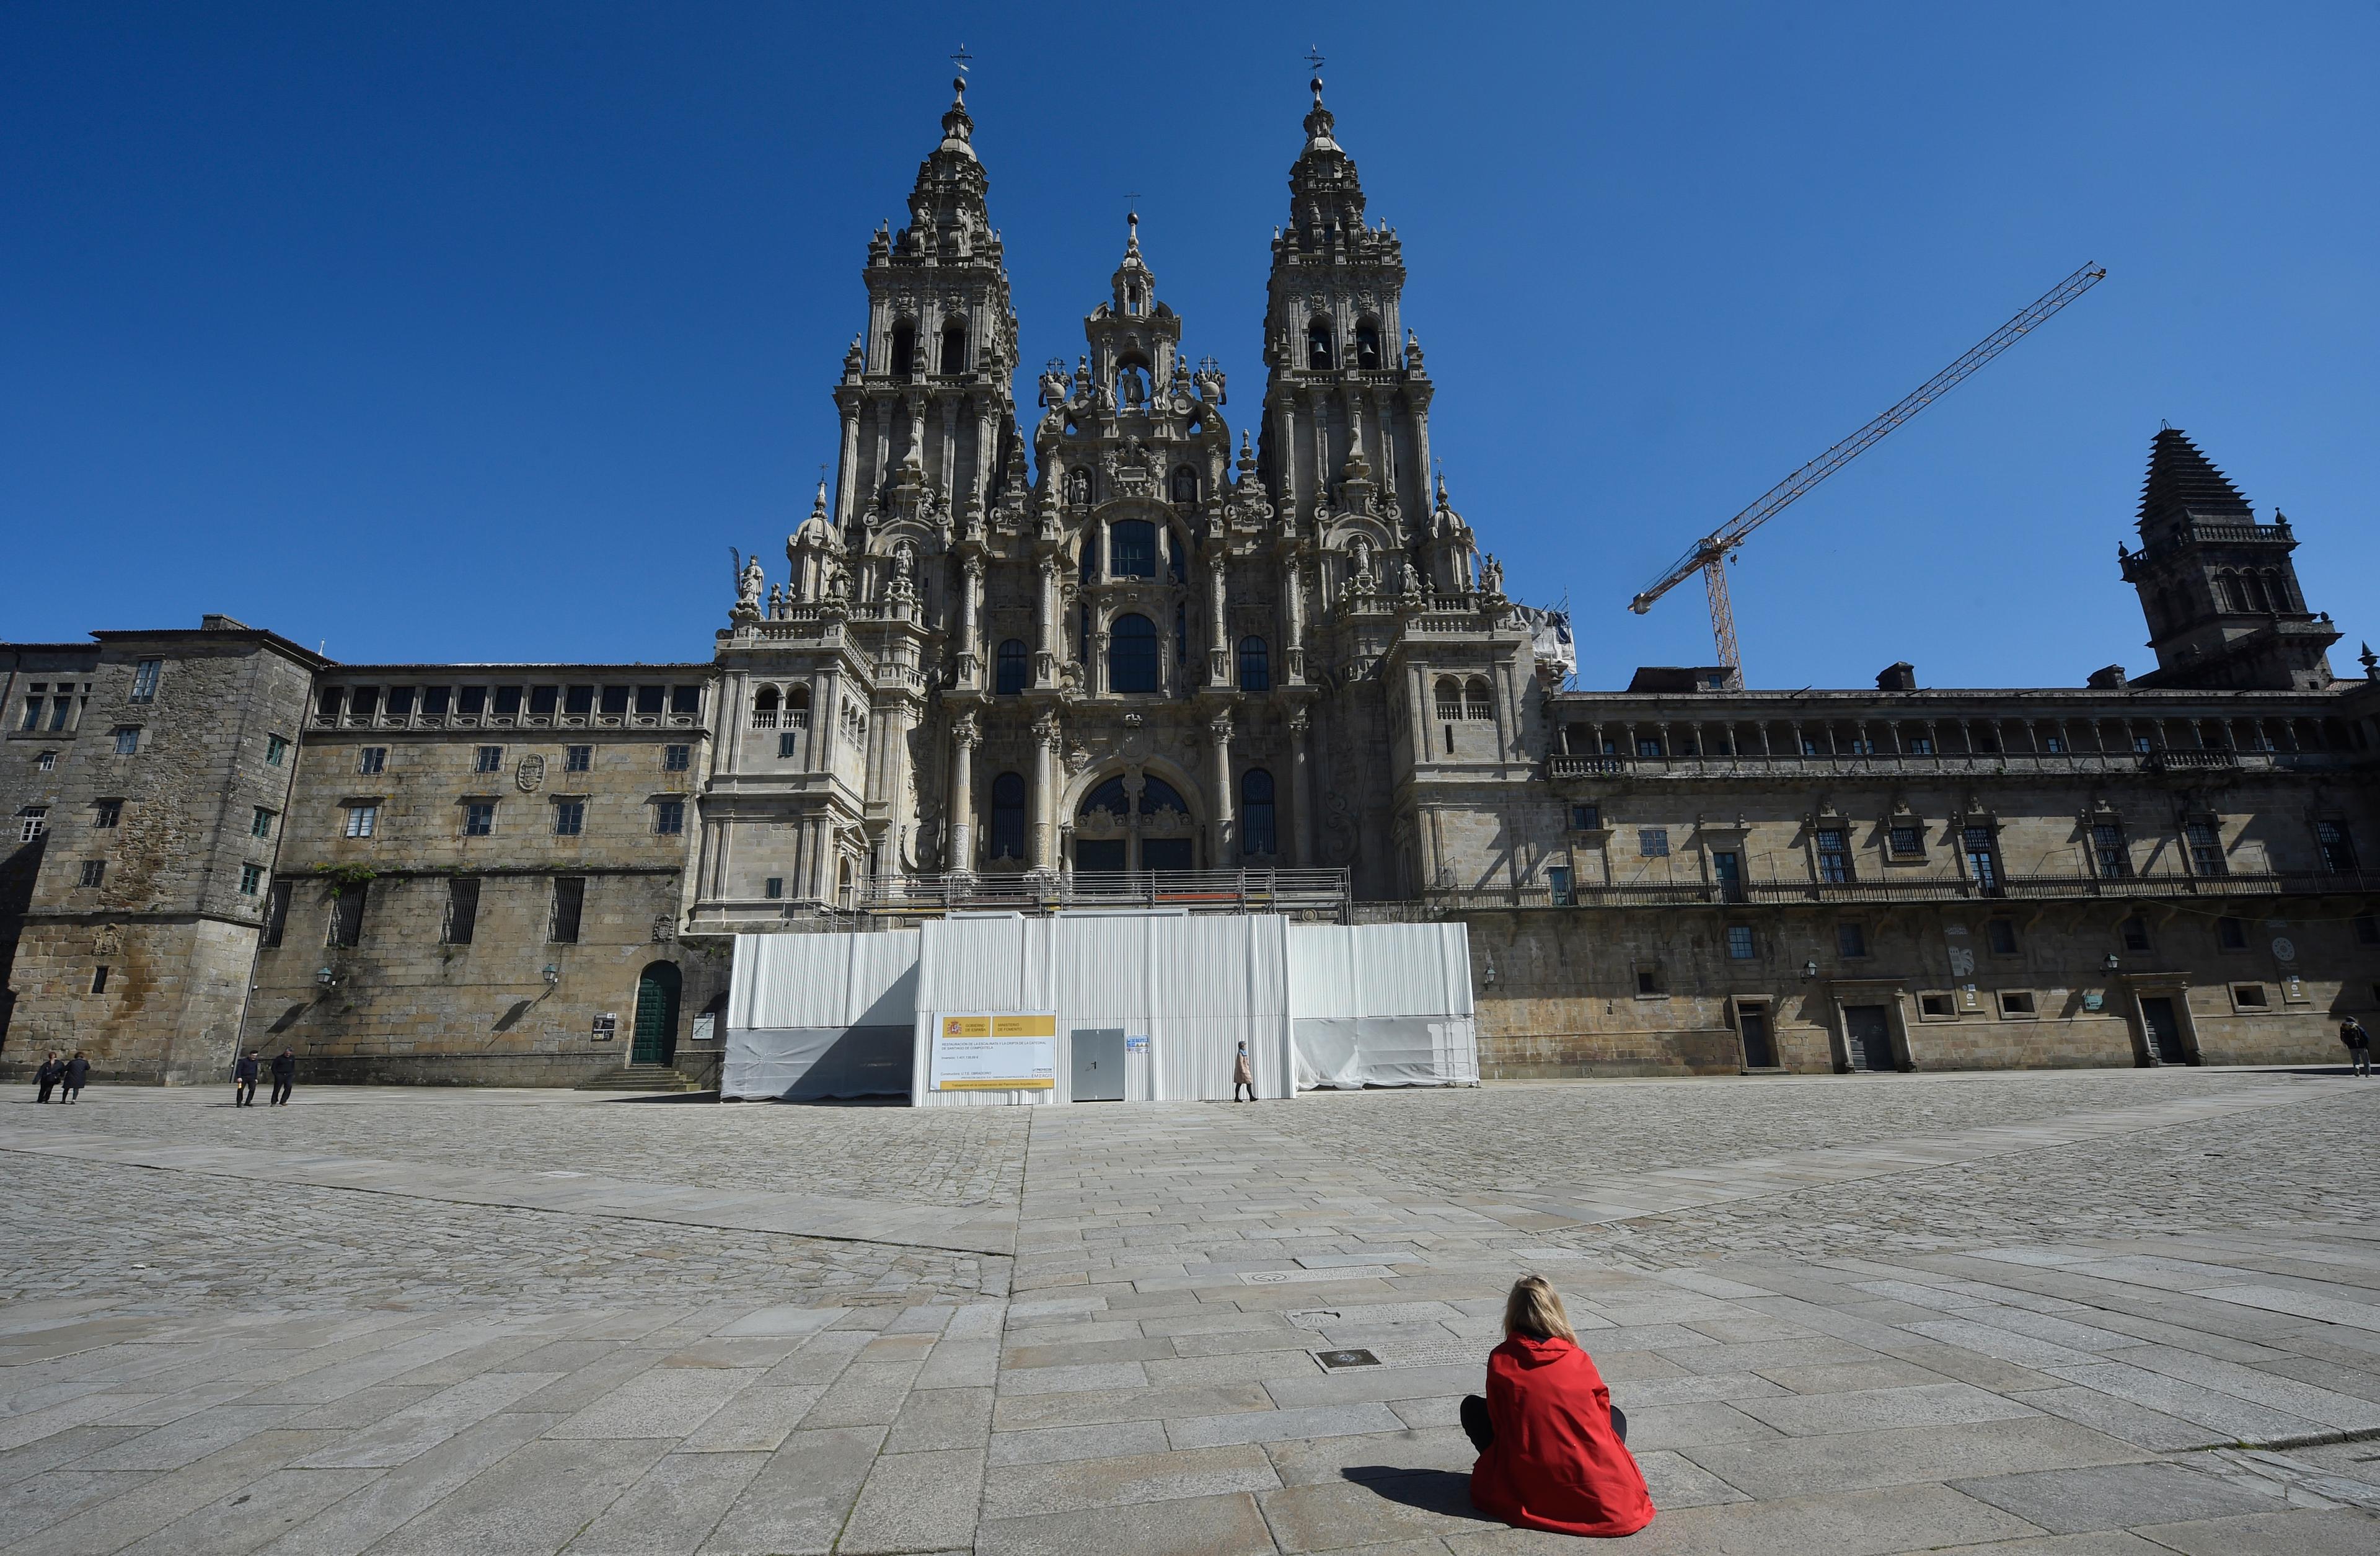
[1304,45,1325,75]
[950,44,972,77]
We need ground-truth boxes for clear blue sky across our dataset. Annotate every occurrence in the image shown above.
[5,2,2374,689]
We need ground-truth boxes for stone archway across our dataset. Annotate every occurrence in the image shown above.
[1066,763,1203,873]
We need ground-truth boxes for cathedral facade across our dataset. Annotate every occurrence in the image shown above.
[4,80,2376,1088]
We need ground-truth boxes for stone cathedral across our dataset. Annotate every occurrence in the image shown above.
[5,77,2378,1091]
[708,76,1507,911]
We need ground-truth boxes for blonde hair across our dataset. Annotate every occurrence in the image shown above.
[1503,1275,1577,1343]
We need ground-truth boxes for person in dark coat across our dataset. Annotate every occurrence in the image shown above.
[60,1052,89,1103]
[1465,1275,1655,1539]
[2343,1017,2373,1078]
[269,1049,296,1105]
[232,1050,260,1107]
[35,1052,62,1103]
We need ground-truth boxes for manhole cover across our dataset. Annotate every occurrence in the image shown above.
[1314,1349,1380,1370]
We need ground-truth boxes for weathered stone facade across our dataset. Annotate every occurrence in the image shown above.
[4,79,2376,1087]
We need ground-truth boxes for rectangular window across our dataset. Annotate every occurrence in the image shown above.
[1919,992,1954,1019]
[474,746,503,774]
[1999,990,2037,1018]
[386,687,416,720]
[358,747,387,776]
[458,686,487,717]
[112,726,140,756]
[263,879,292,946]
[529,685,558,717]
[1636,737,1662,758]
[663,744,690,772]
[317,686,345,722]
[778,731,799,759]
[343,803,377,838]
[94,799,121,828]
[421,686,450,717]
[1963,824,2000,893]
[129,658,160,702]
[251,807,273,839]
[1837,922,1867,958]
[1815,827,1852,884]
[48,696,71,732]
[265,733,288,766]
[36,751,56,771]
[1845,738,1872,756]
[2044,733,2067,753]
[494,686,522,716]
[1638,828,1669,859]
[2092,821,2130,878]
[2217,915,2247,951]
[17,696,38,732]
[79,859,105,888]
[1569,804,1600,831]
[635,686,665,717]
[1726,924,1756,960]
[565,685,596,717]
[239,863,264,896]
[2356,914,2380,946]
[465,802,495,836]
[2232,983,2268,1009]
[654,799,685,835]
[565,745,592,773]
[2133,735,2154,753]
[90,965,108,994]
[764,877,785,900]
[1889,824,1923,856]
[18,807,46,843]
[328,883,368,948]
[2186,819,2227,877]
[1546,865,1571,906]
[671,684,700,716]
[1634,965,1662,996]
[2317,820,2359,873]
[2122,916,2151,952]
[599,686,630,717]
[549,877,584,943]
[553,799,585,836]
[1986,918,2018,955]
[444,877,480,945]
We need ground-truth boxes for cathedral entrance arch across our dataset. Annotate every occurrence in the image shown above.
[1070,767,1200,872]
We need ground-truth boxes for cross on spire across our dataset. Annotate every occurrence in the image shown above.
[1303,45,1325,74]
[949,44,972,76]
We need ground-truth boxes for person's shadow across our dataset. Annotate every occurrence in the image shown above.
[1340,1465,1489,1522]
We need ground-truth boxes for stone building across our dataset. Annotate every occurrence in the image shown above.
[4,79,2376,1087]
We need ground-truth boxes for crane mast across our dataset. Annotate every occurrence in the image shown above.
[1629,261,2107,676]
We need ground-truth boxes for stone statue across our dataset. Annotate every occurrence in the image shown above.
[1481,554,1504,596]
[736,555,765,614]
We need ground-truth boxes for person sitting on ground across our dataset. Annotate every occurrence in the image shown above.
[1465,1274,1655,1539]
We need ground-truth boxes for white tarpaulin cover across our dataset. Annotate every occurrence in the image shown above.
[1287,922,1479,1089]
[910,913,1293,1107]
[725,931,919,1099]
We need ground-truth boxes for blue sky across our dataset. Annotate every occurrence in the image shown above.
[4,2,2374,689]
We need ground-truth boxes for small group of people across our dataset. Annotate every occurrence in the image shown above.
[232,1049,297,1107]
[2342,1015,2374,1077]
[31,1051,90,1103]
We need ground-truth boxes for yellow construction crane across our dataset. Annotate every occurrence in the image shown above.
[1629,261,2107,677]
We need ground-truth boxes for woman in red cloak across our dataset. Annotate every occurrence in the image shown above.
[1465,1275,1656,1538]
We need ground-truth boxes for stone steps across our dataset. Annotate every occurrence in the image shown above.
[575,1063,708,1093]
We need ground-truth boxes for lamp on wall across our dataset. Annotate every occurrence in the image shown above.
[315,966,337,988]
[2103,953,2121,973]
[542,964,561,985]
[1481,954,1497,985]
[1800,960,1819,981]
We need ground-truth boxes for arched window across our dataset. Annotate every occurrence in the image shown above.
[1434,677,1463,720]
[939,322,968,374]
[752,686,779,728]
[1125,281,1145,314]
[1139,776,1188,814]
[995,639,1029,696]
[1171,465,1199,504]
[2269,571,2299,612]
[1238,637,1270,692]
[2218,574,2244,612]
[1081,777,1130,816]
[1110,520,1157,579]
[1109,614,1159,692]
[1240,769,1277,856]
[787,685,811,718]
[1306,318,1333,369]
[1354,320,1382,369]
[1463,678,1493,720]
[888,322,916,376]
[2242,573,2271,612]
[989,772,1026,860]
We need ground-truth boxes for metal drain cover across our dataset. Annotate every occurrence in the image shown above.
[1314,1348,1381,1370]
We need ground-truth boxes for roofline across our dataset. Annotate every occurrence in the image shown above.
[89,627,334,671]
[314,663,718,674]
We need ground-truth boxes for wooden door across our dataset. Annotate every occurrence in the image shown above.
[632,962,682,1065]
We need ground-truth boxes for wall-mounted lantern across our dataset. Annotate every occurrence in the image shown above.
[542,964,561,985]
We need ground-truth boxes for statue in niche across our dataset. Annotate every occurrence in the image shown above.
[1348,535,1372,583]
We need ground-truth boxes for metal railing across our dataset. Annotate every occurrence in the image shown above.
[1384,868,2380,914]
[853,867,1352,919]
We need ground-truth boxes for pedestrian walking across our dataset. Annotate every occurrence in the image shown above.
[269,1048,296,1105]
[1232,1041,1256,1102]
[232,1050,260,1107]
[35,1051,62,1103]
[1464,1275,1655,1538]
[2342,1016,2374,1079]
[60,1051,89,1103]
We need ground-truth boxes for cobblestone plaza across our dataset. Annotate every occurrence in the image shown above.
[6,1069,2379,1553]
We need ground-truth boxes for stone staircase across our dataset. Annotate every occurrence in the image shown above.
[574,1063,708,1094]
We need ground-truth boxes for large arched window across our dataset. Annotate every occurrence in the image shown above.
[1139,776,1188,815]
[1080,777,1130,817]
[1110,520,1157,579]
[1306,318,1333,369]
[1170,465,1199,505]
[752,686,779,728]
[1433,677,1463,720]
[2242,573,2271,612]
[1109,613,1159,692]
[1354,320,1382,369]
[939,322,969,374]
[888,322,916,376]
[1463,678,1494,719]
[989,772,1026,860]
[1240,769,1277,856]
[1238,637,1270,692]
[995,639,1029,696]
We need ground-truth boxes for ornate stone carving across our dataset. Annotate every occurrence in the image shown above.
[515,754,546,793]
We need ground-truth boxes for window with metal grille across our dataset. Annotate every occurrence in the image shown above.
[79,860,104,888]
[1639,828,1669,859]
[444,877,478,944]
[1815,827,1852,884]
[552,800,584,836]
[2186,819,2226,877]
[328,882,367,947]
[37,751,55,771]
[1240,769,1276,855]
[2317,820,2358,873]
[129,659,160,702]
[2092,821,2130,877]
[1726,925,1756,960]
[474,746,503,773]
[549,877,584,942]
[1889,824,1923,856]
[263,880,291,946]
[465,802,495,836]
[654,799,684,836]
[2122,916,2151,952]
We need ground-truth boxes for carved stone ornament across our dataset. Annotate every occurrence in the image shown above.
[92,923,123,957]
[1064,744,1093,776]
[1032,710,1063,747]
[951,711,982,748]
[516,754,547,793]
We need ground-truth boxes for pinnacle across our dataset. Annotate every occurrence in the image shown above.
[2138,427,2252,529]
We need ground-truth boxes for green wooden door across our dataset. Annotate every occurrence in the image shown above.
[632,962,682,1065]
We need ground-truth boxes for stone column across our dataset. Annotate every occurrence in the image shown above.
[1030,710,1060,870]
[834,406,860,527]
[1035,559,1058,685]
[1373,390,1398,508]
[1310,391,1332,502]
[1413,397,1434,508]
[946,712,979,874]
[1274,396,1300,517]
[958,557,983,686]
[1207,548,1228,685]
[1289,709,1315,865]
[1208,712,1235,866]
[871,397,892,500]
[937,396,959,505]
[975,401,997,509]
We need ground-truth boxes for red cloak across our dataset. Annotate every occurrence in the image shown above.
[1469,1334,1657,1538]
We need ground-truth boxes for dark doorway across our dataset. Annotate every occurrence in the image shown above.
[2140,997,2187,1064]
[1072,1028,1126,1102]
[1739,1005,1776,1068]
[1140,838,1194,872]
[632,961,682,1065]
[1712,851,1745,904]
[1075,839,1127,872]
[1844,1005,1894,1071]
